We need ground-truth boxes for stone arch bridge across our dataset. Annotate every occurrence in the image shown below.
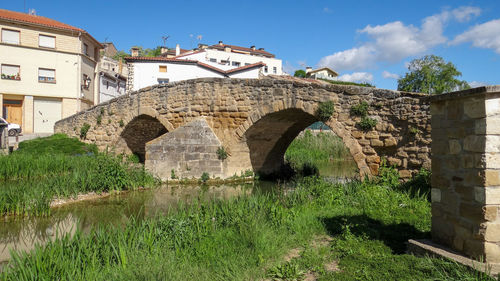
[55,76,431,180]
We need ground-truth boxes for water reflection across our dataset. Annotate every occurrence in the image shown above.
[0,182,266,264]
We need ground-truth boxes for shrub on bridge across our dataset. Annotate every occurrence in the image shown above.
[80,123,91,139]
[357,117,377,131]
[350,101,369,117]
[316,101,335,122]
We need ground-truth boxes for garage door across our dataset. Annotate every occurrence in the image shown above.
[34,98,62,133]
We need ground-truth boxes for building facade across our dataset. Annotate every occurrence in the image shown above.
[0,9,102,133]
[98,42,127,103]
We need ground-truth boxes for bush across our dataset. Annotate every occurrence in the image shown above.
[171,169,177,179]
[216,146,228,161]
[316,101,335,122]
[350,102,369,117]
[200,172,210,183]
[357,117,377,131]
[80,123,91,139]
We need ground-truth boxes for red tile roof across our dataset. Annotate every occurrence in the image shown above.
[0,9,102,47]
[124,56,266,76]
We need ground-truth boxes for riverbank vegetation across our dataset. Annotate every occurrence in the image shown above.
[285,130,357,177]
[1,169,493,280]
[0,134,157,217]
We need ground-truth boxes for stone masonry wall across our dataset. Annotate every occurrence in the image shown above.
[430,86,500,263]
[55,76,431,179]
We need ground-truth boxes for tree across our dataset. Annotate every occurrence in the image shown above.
[112,50,130,61]
[294,70,306,78]
[397,55,470,95]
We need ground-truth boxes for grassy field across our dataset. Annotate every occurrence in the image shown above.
[0,134,157,217]
[285,130,356,176]
[1,170,494,280]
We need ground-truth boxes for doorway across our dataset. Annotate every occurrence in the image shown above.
[2,99,23,127]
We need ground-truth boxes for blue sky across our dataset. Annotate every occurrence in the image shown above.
[3,0,499,90]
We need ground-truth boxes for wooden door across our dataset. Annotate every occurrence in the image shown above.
[3,100,23,127]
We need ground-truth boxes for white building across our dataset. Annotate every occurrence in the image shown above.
[125,41,283,92]
[306,67,338,81]
[98,42,127,103]
[0,9,102,133]
[99,70,126,102]
[125,55,265,92]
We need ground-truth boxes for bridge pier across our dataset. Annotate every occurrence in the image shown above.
[429,86,500,264]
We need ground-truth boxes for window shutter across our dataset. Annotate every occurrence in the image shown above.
[39,69,55,78]
[39,35,55,48]
[2,30,19,44]
[1,65,20,76]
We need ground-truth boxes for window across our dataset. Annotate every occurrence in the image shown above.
[209,58,217,63]
[220,60,229,65]
[38,68,56,83]
[232,61,241,67]
[1,29,20,44]
[83,43,88,55]
[39,34,55,48]
[264,66,268,73]
[1,64,20,80]
[159,65,167,72]
[82,74,90,89]
[157,78,169,84]
[273,67,277,74]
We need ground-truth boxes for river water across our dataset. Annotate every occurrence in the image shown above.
[0,158,358,266]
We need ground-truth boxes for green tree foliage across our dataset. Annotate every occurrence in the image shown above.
[112,50,130,61]
[112,46,163,61]
[397,55,470,95]
[294,70,306,78]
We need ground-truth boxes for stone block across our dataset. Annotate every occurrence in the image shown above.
[485,136,500,153]
[431,188,442,203]
[485,170,500,186]
[484,223,500,242]
[485,187,500,205]
[463,239,484,259]
[399,170,411,178]
[484,242,500,263]
[369,163,379,175]
[483,206,498,222]
[387,157,402,166]
[365,131,379,139]
[459,202,484,222]
[366,155,380,164]
[448,140,461,154]
[486,97,500,117]
[463,135,485,152]
[384,137,397,147]
[464,99,485,119]
[371,139,384,147]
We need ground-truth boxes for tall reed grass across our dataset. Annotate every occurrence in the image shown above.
[285,130,354,175]
[0,134,157,217]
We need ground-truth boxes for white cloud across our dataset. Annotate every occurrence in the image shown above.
[382,71,399,79]
[452,6,481,22]
[338,72,373,83]
[318,6,480,72]
[469,81,489,88]
[451,19,500,54]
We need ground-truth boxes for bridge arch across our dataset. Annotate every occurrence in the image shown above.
[235,104,371,178]
[116,107,173,162]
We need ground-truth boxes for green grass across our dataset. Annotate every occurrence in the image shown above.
[0,134,157,217]
[1,173,494,280]
[319,78,375,88]
[285,130,355,176]
[16,133,97,155]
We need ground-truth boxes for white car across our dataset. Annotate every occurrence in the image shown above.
[0,117,22,136]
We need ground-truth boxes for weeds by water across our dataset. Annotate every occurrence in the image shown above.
[285,130,356,177]
[1,173,493,280]
[0,134,157,217]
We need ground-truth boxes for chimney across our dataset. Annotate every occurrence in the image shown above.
[160,46,168,54]
[175,44,180,56]
[224,46,231,52]
[305,66,312,73]
[250,45,256,50]
[131,47,140,57]
[218,40,223,46]
[258,47,265,51]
